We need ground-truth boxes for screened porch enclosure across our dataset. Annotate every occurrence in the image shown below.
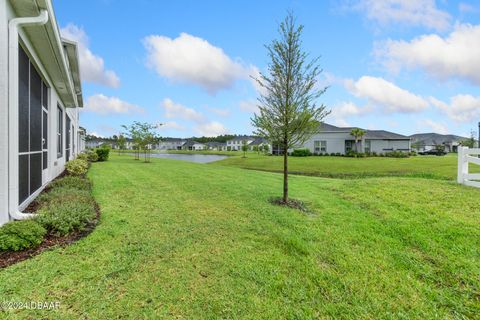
[18,44,49,205]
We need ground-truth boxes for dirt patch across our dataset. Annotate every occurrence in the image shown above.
[269,197,311,213]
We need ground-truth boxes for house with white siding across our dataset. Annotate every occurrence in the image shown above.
[0,0,83,226]
[182,140,206,151]
[157,138,185,150]
[299,123,411,155]
[226,136,255,151]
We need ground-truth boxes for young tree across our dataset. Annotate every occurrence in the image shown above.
[122,122,161,162]
[350,128,366,153]
[251,13,329,203]
[461,130,477,148]
[117,134,126,155]
[262,144,270,154]
[241,140,249,158]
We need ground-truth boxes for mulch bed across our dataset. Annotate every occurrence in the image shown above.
[0,171,101,269]
[269,197,311,213]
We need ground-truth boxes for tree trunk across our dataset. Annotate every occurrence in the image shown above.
[283,142,288,203]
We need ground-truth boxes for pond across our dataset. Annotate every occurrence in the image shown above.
[127,153,228,164]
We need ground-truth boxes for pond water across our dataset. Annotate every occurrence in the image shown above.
[128,153,228,164]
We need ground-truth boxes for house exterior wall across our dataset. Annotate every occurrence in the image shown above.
[0,1,83,224]
[0,0,9,225]
[369,139,410,153]
[302,132,410,155]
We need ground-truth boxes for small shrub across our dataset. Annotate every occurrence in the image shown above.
[76,153,89,161]
[0,219,46,251]
[37,201,96,237]
[87,150,98,162]
[385,150,409,158]
[37,187,93,208]
[95,147,110,162]
[48,176,92,192]
[409,150,418,156]
[65,159,88,176]
[291,148,312,157]
[371,152,377,157]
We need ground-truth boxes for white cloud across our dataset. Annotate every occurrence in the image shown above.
[416,119,449,134]
[239,100,259,114]
[328,101,372,127]
[144,33,253,94]
[160,98,229,137]
[61,24,120,88]
[349,0,451,31]
[159,121,186,131]
[84,94,143,115]
[345,76,429,113]
[459,3,479,14]
[196,121,229,137]
[375,24,480,85]
[205,106,230,117]
[161,98,205,122]
[430,95,480,123]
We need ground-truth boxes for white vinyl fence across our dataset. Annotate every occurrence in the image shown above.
[458,147,480,188]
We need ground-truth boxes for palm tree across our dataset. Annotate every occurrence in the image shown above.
[350,128,366,153]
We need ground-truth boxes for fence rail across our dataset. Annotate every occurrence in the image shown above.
[458,147,480,188]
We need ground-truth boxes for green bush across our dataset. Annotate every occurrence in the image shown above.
[76,153,89,161]
[48,176,92,192]
[37,187,93,208]
[385,151,409,158]
[291,148,312,157]
[0,219,46,251]
[65,159,88,176]
[95,147,110,162]
[37,200,96,237]
[87,150,99,162]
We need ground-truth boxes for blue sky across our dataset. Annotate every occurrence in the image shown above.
[53,0,480,138]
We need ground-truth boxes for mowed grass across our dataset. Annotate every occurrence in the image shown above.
[215,152,479,180]
[0,155,479,318]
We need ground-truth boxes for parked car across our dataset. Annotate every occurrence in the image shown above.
[418,149,447,156]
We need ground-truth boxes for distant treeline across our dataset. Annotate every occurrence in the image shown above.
[86,134,251,143]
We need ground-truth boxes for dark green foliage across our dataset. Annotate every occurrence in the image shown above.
[36,176,96,236]
[95,146,110,162]
[291,149,312,157]
[37,194,96,236]
[87,150,99,162]
[0,219,46,251]
[385,151,410,158]
[48,176,92,192]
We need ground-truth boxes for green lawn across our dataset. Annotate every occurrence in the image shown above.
[0,155,479,318]
[215,153,473,180]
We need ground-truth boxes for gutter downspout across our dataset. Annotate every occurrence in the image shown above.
[8,10,49,220]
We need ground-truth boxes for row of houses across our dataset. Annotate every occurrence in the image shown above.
[1,0,85,225]
[86,123,475,155]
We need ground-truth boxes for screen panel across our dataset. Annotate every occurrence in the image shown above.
[30,62,42,152]
[42,82,48,110]
[30,153,42,195]
[43,151,48,170]
[19,154,29,203]
[18,46,29,153]
[43,110,48,147]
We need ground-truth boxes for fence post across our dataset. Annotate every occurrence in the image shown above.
[458,147,466,184]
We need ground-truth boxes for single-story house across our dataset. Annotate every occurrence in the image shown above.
[410,133,466,153]
[182,140,206,151]
[248,137,269,151]
[226,136,256,151]
[206,141,226,151]
[0,0,83,225]
[298,123,411,155]
[157,138,185,150]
